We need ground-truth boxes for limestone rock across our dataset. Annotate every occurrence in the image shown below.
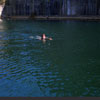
[1,0,100,18]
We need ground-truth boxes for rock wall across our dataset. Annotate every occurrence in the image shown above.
[1,0,100,18]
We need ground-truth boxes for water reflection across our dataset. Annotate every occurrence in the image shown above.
[0,20,100,97]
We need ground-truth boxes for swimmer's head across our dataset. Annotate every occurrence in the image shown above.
[42,34,46,39]
[43,33,45,36]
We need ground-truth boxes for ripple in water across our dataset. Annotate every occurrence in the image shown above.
[0,20,100,97]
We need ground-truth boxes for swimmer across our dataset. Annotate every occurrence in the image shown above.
[29,34,52,41]
[41,34,46,40]
[41,34,52,40]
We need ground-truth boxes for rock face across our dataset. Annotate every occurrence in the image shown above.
[1,0,100,18]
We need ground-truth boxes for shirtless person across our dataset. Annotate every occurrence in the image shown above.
[41,34,52,40]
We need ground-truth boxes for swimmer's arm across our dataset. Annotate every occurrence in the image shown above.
[46,37,53,40]
[49,38,53,40]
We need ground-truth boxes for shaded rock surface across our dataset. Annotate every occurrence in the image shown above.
[1,0,100,18]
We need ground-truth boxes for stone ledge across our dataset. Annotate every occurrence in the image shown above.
[2,16,100,20]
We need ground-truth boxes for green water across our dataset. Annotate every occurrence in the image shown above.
[0,20,100,97]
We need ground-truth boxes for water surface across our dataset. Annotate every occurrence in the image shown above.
[0,20,100,97]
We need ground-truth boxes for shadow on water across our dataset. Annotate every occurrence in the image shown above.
[0,20,100,97]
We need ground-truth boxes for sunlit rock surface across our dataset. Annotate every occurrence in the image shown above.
[1,0,100,18]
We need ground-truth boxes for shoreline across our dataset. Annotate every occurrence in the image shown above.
[1,16,100,20]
